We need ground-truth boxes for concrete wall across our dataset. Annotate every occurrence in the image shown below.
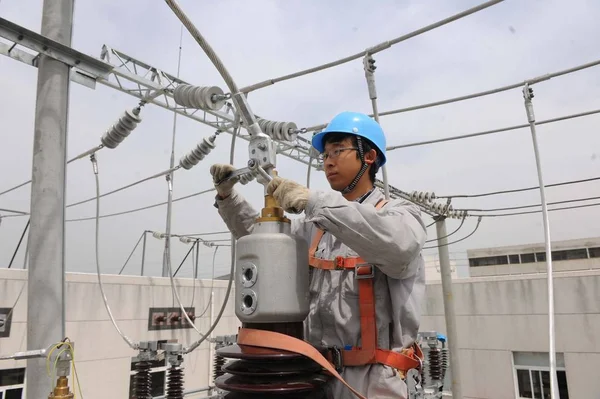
[0,269,239,399]
[421,269,600,399]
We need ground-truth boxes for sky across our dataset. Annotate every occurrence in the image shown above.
[0,0,599,279]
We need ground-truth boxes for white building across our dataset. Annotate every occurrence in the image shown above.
[2,238,599,398]
[418,237,600,398]
[0,269,239,398]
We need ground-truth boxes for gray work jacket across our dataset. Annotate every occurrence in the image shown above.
[216,187,426,399]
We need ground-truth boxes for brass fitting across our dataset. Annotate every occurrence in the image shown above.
[48,376,74,399]
[256,169,289,224]
[256,194,290,224]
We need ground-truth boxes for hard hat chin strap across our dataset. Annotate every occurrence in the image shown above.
[341,136,369,195]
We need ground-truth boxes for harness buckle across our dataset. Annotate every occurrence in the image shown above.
[335,256,346,270]
[355,264,374,279]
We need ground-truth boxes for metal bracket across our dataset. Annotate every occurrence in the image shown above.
[0,17,112,78]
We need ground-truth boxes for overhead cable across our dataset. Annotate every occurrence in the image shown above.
[472,201,600,217]
[423,217,482,249]
[425,215,466,243]
[305,58,600,132]
[7,219,30,269]
[66,166,179,209]
[386,107,600,151]
[90,155,138,350]
[458,195,600,213]
[438,176,600,199]
[240,0,504,93]
[65,188,216,222]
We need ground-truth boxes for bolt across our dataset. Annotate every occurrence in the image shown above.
[257,143,267,151]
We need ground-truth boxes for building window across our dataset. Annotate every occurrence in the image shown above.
[129,358,167,398]
[513,352,569,399]
[552,249,588,261]
[0,368,25,398]
[521,253,536,263]
[469,255,509,267]
[589,247,600,258]
[509,254,520,264]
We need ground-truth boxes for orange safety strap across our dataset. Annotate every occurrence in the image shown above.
[237,327,368,399]
[307,198,424,372]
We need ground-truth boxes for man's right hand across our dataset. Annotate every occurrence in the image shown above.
[210,164,238,199]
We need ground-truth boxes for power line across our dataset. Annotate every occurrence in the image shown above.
[472,201,600,217]
[305,58,600,132]
[425,215,466,243]
[423,217,482,249]
[65,188,216,222]
[438,176,600,199]
[386,107,600,151]
[67,166,178,209]
[458,195,600,213]
[240,0,503,93]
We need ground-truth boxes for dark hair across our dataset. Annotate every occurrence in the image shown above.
[322,133,380,183]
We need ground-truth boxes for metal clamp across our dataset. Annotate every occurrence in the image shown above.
[355,264,375,279]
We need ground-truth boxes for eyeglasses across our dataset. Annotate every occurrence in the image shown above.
[318,147,358,161]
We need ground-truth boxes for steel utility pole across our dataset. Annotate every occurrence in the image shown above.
[27,1,74,398]
[436,216,463,399]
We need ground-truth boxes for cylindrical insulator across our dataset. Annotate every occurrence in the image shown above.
[213,353,226,381]
[179,236,195,244]
[173,84,226,111]
[441,348,448,381]
[152,231,165,240]
[239,173,255,185]
[257,118,298,141]
[428,347,442,381]
[101,108,142,149]
[134,361,152,399]
[166,366,184,399]
[179,135,217,170]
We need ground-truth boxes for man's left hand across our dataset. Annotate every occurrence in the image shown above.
[267,177,309,214]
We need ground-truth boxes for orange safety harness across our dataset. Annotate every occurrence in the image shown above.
[237,198,423,399]
[307,199,423,373]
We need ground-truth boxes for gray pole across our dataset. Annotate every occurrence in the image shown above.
[161,26,184,277]
[435,216,463,399]
[26,0,74,398]
[141,231,147,276]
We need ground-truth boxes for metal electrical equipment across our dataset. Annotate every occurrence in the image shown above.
[164,343,185,399]
[133,341,158,398]
[417,331,449,399]
[235,193,309,322]
[213,139,328,397]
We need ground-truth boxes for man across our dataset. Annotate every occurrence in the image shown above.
[211,111,426,398]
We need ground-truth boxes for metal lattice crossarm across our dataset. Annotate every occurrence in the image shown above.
[0,17,314,167]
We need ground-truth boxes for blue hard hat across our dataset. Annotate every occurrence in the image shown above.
[312,111,387,166]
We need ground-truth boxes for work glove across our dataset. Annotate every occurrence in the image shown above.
[210,164,238,198]
[267,176,309,214]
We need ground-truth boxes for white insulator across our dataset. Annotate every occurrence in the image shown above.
[152,231,165,240]
[100,108,142,149]
[179,135,217,170]
[174,84,226,111]
[239,173,255,185]
[179,236,195,244]
[257,118,298,141]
